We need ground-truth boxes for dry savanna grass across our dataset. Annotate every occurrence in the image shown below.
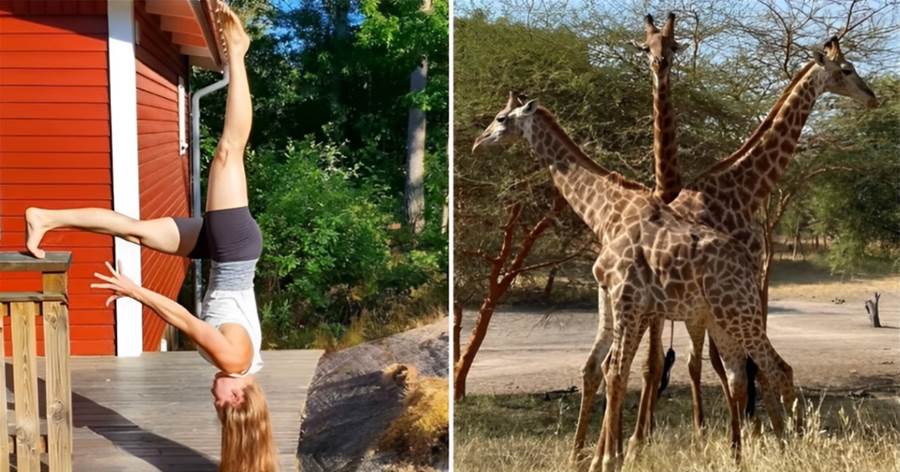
[379,364,450,466]
[766,259,898,303]
[454,388,900,472]
[313,284,448,351]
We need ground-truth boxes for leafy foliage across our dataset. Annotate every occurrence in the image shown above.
[807,77,900,275]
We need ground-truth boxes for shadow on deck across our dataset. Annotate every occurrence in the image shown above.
[4,350,322,472]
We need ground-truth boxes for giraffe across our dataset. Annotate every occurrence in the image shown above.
[629,10,681,446]
[645,33,878,437]
[572,34,878,462]
[472,95,797,472]
[571,13,682,461]
[637,13,682,204]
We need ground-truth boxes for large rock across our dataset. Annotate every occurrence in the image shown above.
[297,319,449,471]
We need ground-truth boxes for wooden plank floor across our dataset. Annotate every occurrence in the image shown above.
[3,350,322,471]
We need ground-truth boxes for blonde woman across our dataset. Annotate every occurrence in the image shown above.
[24,6,276,472]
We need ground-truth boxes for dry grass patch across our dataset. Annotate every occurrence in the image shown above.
[455,388,900,472]
[379,364,450,466]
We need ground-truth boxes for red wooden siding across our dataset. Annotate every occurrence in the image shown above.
[0,0,114,355]
[134,0,192,352]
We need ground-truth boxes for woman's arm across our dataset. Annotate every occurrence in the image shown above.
[92,261,251,374]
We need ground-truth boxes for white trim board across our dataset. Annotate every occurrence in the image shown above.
[108,0,143,357]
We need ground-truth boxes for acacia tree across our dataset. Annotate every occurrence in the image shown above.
[454,198,578,399]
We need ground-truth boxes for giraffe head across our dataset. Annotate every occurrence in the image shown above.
[633,13,679,76]
[472,92,538,152]
[814,36,878,108]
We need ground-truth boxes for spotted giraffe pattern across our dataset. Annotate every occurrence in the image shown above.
[625,13,683,453]
[472,96,797,472]
[571,36,878,464]
[640,13,681,204]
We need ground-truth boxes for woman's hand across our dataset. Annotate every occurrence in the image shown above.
[91,261,141,307]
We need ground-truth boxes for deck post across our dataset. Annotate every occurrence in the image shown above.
[0,252,73,471]
[43,271,73,472]
[11,301,40,472]
[0,303,8,472]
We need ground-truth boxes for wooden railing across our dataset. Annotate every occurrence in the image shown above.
[0,252,73,472]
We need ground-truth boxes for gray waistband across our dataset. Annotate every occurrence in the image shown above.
[208,259,258,290]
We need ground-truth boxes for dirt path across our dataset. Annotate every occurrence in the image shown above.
[461,295,900,396]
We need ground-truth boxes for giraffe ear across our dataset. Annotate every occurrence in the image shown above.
[661,13,675,36]
[813,49,826,66]
[644,14,658,34]
[520,99,538,115]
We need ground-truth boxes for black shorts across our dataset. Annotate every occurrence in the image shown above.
[173,207,263,262]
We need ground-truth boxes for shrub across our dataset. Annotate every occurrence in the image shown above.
[248,138,445,347]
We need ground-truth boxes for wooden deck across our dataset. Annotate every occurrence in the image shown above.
[4,350,322,471]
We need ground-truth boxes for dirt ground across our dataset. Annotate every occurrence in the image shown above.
[460,287,900,397]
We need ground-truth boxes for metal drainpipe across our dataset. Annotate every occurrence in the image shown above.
[190,69,229,319]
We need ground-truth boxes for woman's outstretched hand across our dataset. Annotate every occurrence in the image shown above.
[91,261,141,307]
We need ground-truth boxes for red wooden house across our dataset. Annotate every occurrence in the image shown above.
[0,0,225,356]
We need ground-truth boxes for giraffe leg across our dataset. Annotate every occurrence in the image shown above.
[685,319,707,436]
[752,368,780,439]
[708,334,745,443]
[702,265,784,455]
[591,315,646,472]
[627,318,663,457]
[643,318,664,436]
[771,348,802,434]
[572,286,613,466]
[735,335,790,439]
[588,353,612,472]
[706,324,746,460]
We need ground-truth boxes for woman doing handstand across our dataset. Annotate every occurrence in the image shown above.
[24,5,275,472]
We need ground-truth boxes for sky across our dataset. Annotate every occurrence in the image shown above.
[453,0,900,73]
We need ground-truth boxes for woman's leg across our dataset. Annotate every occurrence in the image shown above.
[206,6,252,212]
[25,207,198,259]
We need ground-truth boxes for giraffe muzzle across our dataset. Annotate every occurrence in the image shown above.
[472,133,489,153]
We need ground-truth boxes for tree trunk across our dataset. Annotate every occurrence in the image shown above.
[454,299,497,400]
[543,266,558,301]
[866,292,882,328]
[453,302,463,364]
[441,196,449,234]
[330,0,350,41]
[405,59,428,234]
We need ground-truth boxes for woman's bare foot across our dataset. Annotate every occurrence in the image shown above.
[25,207,50,259]
[218,3,249,60]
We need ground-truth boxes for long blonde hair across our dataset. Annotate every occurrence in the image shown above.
[219,380,278,472]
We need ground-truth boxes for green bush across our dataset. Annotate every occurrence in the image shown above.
[247,139,445,347]
[251,140,386,329]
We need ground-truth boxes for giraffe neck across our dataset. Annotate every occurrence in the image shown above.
[522,109,645,236]
[702,61,816,176]
[719,63,826,210]
[652,70,680,203]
